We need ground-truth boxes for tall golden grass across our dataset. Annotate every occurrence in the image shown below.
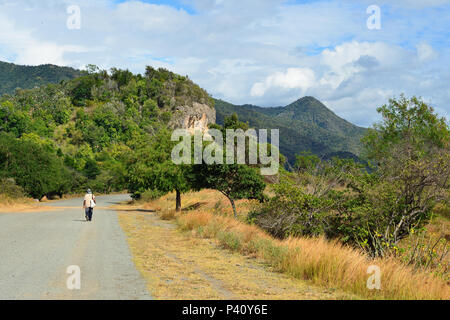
[0,194,32,205]
[176,210,449,300]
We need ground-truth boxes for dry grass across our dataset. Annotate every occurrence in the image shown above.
[117,204,356,300]
[142,189,255,219]
[0,194,76,213]
[0,194,47,213]
[151,190,449,300]
[397,214,449,278]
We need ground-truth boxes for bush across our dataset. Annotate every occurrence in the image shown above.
[0,178,26,199]
[134,189,166,202]
[248,180,332,239]
[218,231,242,251]
[0,133,71,199]
[251,97,449,258]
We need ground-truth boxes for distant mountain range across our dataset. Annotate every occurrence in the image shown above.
[215,97,367,164]
[0,60,367,164]
[0,61,80,95]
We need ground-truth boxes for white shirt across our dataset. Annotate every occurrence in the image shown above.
[84,194,95,207]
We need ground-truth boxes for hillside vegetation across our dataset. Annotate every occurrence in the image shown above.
[0,65,214,200]
[137,189,448,300]
[215,97,367,164]
[0,61,80,96]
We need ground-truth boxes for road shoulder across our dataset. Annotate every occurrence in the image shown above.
[117,206,355,300]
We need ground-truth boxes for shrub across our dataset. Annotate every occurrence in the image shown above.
[140,189,167,202]
[0,178,26,199]
[252,97,449,258]
[248,179,333,239]
[218,231,242,251]
[0,133,72,199]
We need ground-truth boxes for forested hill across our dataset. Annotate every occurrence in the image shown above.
[0,61,81,95]
[0,60,366,200]
[0,60,367,165]
[215,97,367,164]
[0,66,214,199]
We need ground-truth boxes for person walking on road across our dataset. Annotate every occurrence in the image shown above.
[83,189,96,222]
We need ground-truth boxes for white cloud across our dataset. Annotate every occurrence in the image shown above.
[0,12,89,66]
[0,0,448,126]
[251,68,316,97]
[416,42,438,61]
[319,41,404,90]
[113,1,191,33]
[321,41,402,70]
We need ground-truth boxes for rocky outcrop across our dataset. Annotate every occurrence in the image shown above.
[169,102,216,134]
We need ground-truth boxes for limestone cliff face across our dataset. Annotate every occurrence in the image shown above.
[169,102,216,134]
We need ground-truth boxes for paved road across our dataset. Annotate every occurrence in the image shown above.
[0,194,152,300]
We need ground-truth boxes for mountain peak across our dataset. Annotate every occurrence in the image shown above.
[295,96,321,104]
[284,96,333,116]
[214,97,367,164]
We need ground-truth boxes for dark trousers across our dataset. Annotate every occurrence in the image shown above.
[85,207,94,221]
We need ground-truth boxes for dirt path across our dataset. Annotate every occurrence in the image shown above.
[118,208,355,300]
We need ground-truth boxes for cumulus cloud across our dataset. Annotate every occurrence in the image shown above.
[251,68,316,97]
[0,0,448,126]
[0,13,87,65]
[318,41,404,90]
[416,42,438,61]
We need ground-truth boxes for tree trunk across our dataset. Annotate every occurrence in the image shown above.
[176,190,182,212]
[228,197,237,218]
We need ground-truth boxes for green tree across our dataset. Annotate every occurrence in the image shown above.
[127,129,194,211]
[0,101,31,137]
[0,133,71,199]
[111,68,133,88]
[360,95,449,254]
[194,163,266,217]
[70,74,99,106]
[83,158,101,180]
[142,99,159,119]
[295,151,321,172]
[192,114,266,217]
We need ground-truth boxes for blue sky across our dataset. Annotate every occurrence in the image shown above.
[114,0,196,13]
[0,0,448,126]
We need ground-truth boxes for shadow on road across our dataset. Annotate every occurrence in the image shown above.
[115,209,156,213]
